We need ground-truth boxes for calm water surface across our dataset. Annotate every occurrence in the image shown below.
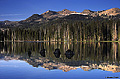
[0,42,120,79]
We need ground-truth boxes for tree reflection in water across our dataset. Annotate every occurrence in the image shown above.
[40,49,46,57]
[0,42,120,72]
[28,50,31,58]
[54,49,61,58]
[65,49,74,59]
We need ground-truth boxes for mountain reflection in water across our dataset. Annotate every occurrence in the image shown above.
[0,42,120,72]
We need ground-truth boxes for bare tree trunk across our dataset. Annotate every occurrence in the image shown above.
[112,23,117,41]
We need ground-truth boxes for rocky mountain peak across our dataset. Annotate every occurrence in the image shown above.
[81,9,95,15]
[41,10,58,17]
[82,9,93,12]
[83,9,95,13]
[62,9,70,11]
[98,8,120,16]
[110,8,120,10]
[58,9,77,15]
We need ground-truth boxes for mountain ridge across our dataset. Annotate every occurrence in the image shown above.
[20,8,120,23]
[0,8,120,27]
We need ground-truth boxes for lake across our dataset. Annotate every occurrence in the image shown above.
[0,42,120,79]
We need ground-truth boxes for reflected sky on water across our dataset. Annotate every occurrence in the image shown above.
[0,42,120,79]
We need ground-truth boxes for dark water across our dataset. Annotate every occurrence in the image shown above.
[0,42,120,79]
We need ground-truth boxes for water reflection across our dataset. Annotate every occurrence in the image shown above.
[54,49,61,58]
[65,49,74,59]
[0,42,120,72]
[28,50,31,58]
[40,49,46,57]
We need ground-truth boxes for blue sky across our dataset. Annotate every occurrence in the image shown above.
[0,0,120,21]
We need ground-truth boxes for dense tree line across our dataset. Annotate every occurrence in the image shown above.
[0,15,120,42]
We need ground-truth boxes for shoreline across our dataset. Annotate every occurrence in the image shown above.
[1,40,120,43]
